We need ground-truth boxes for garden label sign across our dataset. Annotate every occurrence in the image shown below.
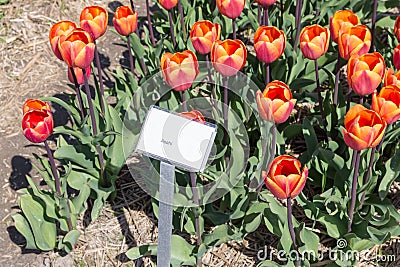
[136,106,217,265]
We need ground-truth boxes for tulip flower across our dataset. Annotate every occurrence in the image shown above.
[159,0,178,10]
[22,99,51,115]
[68,66,91,85]
[393,44,400,70]
[329,10,360,43]
[384,68,400,87]
[216,0,245,19]
[254,26,286,64]
[190,21,221,55]
[22,110,54,143]
[394,16,400,42]
[255,0,276,7]
[112,6,138,37]
[161,50,199,92]
[347,52,385,96]
[58,29,95,69]
[342,104,386,151]
[338,25,371,60]
[80,6,108,40]
[299,24,330,60]
[262,155,308,199]
[372,85,400,124]
[211,39,247,77]
[49,21,77,61]
[180,110,205,123]
[256,81,296,124]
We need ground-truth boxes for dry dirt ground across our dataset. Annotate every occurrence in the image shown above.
[0,0,400,266]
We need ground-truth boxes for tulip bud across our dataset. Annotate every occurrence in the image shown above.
[342,104,386,151]
[161,50,199,91]
[393,44,400,70]
[190,20,221,55]
[22,99,51,115]
[256,81,296,124]
[338,25,371,60]
[394,16,400,42]
[254,0,276,7]
[329,10,360,43]
[113,6,138,36]
[347,52,385,96]
[180,110,205,123]
[384,68,400,87]
[299,24,330,60]
[159,0,178,10]
[58,29,96,69]
[68,66,91,85]
[254,26,286,64]
[80,6,108,40]
[22,110,54,143]
[49,21,77,61]
[372,85,400,125]
[262,155,308,199]
[216,0,245,19]
[211,39,247,76]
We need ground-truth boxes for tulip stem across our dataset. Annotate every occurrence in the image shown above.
[206,55,219,113]
[168,10,177,48]
[294,0,302,51]
[333,50,341,106]
[94,44,105,113]
[314,60,327,133]
[145,0,156,46]
[371,0,378,52]
[189,172,202,265]
[44,140,73,231]
[181,91,187,111]
[232,18,236,39]
[287,197,300,266]
[265,63,270,85]
[178,1,187,40]
[223,77,230,168]
[258,6,262,25]
[271,123,276,158]
[69,67,86,119]
[83,71,106,188]
[127,34,135,75]
[358,147,376,210]
[280,0,284,29]
[348,150,361,233]
[263,6,268,26]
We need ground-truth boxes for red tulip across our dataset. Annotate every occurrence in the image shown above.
[329,10,360,43]
[256,81,296,124]
[80,6,108,40]
[393,44,400,70]
[49,21,77,61]
[190,20,221,55]
[254,26,286,64]
[342,104,386,151]
[394,16,400,42]
[372,85,400,124]
[384,68,400,87]
[22,99,51,115]
[262,155,308,199]
[113,6,138,36]
[22,110,54,143]
[159,0,179,10]
[161,50,199,91]
[216,0,245,19]
[58,29,95,69]
[180,110,205,123]
[68,66,91,85]
[338,25,371,60]
[347,52,385,96]
[211,39,247,76]
[254,0,276,7]
[299,24,330,60]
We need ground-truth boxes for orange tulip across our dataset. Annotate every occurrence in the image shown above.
[262,155,308,199]
[254,0,276,7]
[180,110,205,123]
[384,68,400,87]
[299,24,330,60]
[329,10,360,43]
[159,0,178,10]
[393,44,400,70]
[347,52,385,96]
[190,20,221,55]
[68,66,91,85]
[256,81,296,124]
[80,6,108,40]
[216,0,245,19]
[22,110,54,143]
[49,21,77,61]
[338,25,371,60]
[112,6,138,36]
[58,29,95,69]
[22,99,51,115]
[394,16,400,42]
[372,85,400,124]
[161,50,199,91]
[254,26,286,64]
[342,104,386,151]
[211,39,247,76]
